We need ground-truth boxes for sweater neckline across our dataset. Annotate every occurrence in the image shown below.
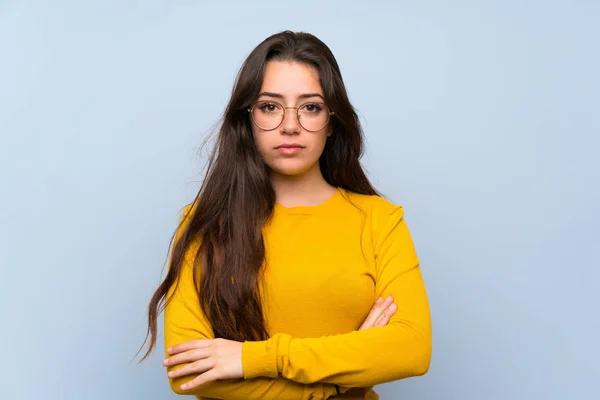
[274,187,343,215]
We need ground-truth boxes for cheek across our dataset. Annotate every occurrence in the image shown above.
[309,133,329,155]
[252,130,270,159]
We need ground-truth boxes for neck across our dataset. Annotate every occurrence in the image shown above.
[270,163,336,207]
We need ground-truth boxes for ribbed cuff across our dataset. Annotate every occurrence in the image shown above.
[242,339,279,379]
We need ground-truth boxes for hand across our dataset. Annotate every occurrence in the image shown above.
[331,297,398,397]
[163,338,243,391]
[358,295,397,330]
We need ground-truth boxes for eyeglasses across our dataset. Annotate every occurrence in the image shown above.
[247,100,335,132]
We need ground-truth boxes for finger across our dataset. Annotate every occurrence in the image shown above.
[164,348,210,367]
[375,303,398,327]
[380,295,394,309]
[375,303,397,326]
[180,369,220,391]
[359,296,394,330]
[374,314,389,328]
[168,339,212,355]
[358,298,382,330]
[168,358,215,380]
[362,296,393,328]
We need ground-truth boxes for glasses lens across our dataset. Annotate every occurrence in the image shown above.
[251,101,284,130]
[298,102,330,132]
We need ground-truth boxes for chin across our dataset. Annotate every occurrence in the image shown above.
[269,161,315,177]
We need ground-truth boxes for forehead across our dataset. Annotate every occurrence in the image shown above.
[260,61,323,97]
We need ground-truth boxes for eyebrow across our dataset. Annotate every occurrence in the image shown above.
[257,92,325,101]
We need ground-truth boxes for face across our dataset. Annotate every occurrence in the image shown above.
[250,61,332,177]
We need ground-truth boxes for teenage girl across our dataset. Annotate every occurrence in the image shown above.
[141,30,432,400]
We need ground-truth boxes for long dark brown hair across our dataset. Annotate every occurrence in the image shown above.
[139,30,379,361]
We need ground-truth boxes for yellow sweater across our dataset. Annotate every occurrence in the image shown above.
[164,187,432,400]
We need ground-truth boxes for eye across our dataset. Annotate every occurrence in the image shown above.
[258,102,281,113]
[302,103,323,113]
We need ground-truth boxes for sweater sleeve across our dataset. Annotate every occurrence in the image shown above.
[242,206,432,388]
[163,207,339,400]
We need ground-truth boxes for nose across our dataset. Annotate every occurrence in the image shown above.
[280,107,301,135]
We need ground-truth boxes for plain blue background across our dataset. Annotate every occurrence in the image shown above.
[1,1,598,399]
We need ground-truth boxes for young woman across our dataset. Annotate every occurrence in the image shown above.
[141,30,432,399]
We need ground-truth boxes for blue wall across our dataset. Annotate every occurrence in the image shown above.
[1,1,598,399]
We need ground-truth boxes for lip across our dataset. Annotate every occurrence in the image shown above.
[275,143,304,155]
[275,143,304,149]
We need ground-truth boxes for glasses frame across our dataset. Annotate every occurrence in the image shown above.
[247,100,335,132]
